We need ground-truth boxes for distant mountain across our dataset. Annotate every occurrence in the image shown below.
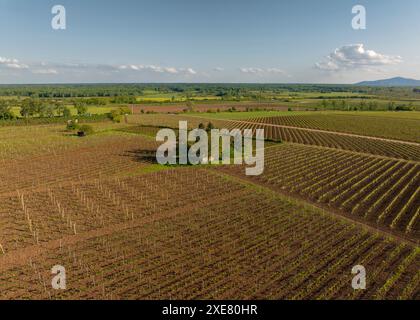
[355,77,420,87]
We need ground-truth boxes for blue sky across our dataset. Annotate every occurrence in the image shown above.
[0,0,419,83]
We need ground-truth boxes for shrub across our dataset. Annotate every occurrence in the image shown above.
[63,107,72,118]
[77,124,94,136]
[66,119,79,131]
[117,106,132,115]
[0,100,15,120]
[395,105,414,111]
[75,102,88,115]
[108,106,132,122]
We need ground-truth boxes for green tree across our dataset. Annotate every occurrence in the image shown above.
[44,105,55,118]
[63,107,71,117]
[186,100,194,112]
[75,102,88,115]
[0,100,14,120]
[54,102,66,116]
[20,98,39,118]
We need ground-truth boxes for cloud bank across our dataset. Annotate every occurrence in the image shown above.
[0,56,28,69]
[0,56,197,78]
[240,67,286,75]
[315,44,402,71]
[119,65,197,75]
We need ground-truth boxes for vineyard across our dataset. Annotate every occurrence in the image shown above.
[245,113,420,143]
[127,113,420,161]
[218,143,420,241]
[0,116,418,300]
[222,120,420,161]
[0,168,418,299]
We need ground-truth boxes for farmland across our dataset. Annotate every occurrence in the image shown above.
[221,119,420,161]
[0,85,419,300]
[243,112,420,143]
[218,143,420,241]
[0,166,418,300]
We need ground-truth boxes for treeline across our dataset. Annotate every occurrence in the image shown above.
[0,84,144,98]
[0,114,109,127]
[0,98,73,119]
[317,99,417,111]
[0,98,102,120]
[1,83,419,99]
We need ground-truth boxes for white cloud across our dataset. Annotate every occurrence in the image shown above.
[213,67,224,72]
[240,67,264,74]
[0,56,28,69]
[240,67,286,75]
[182,67,197,75]
[32,69,58,75]
[266,68,286,74]
[0,55,198,80]
[315,44,402,71]
[119,64,196,75]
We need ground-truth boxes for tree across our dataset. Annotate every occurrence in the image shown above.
[35,103,47,117]
[0,100,14,120]
[45,105,55,118]
[63,107,71,117]
[20,98,39,118]
[75,102,88,115]
[186,100,194,112]
[54,102,66,116]
[77,124,94,136]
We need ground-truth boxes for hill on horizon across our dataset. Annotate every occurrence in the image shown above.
[356,77,420,87]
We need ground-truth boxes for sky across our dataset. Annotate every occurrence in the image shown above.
[0,0,419,84]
